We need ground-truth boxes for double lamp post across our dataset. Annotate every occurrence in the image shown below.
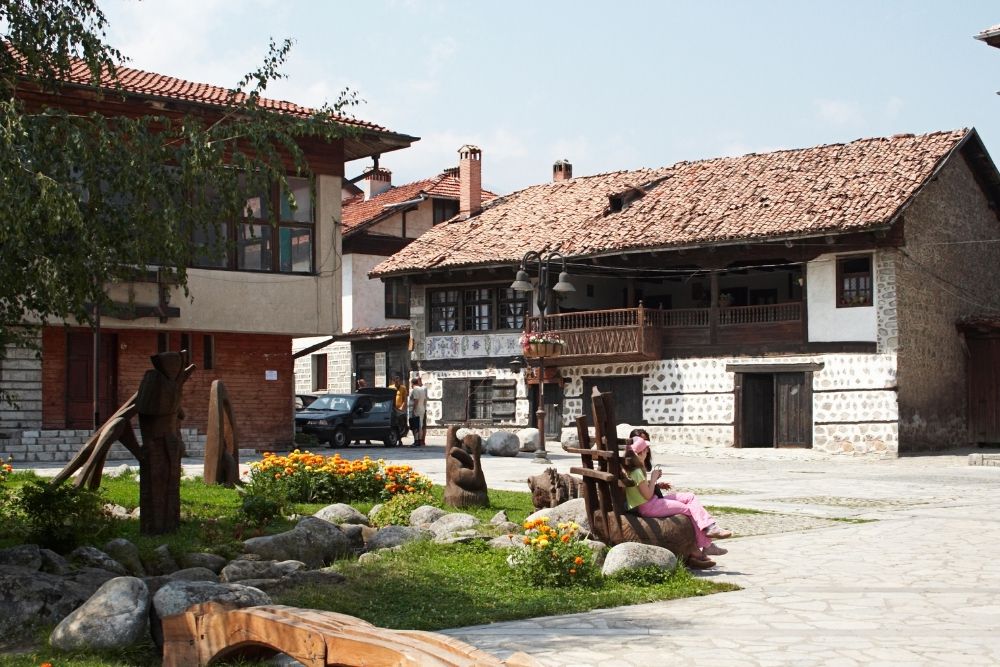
[511,250,574,463]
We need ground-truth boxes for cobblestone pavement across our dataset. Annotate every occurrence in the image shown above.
[30,439,1000,664]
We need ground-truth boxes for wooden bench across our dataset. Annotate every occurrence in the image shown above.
[564,390,697,560]
[162,602,539,666]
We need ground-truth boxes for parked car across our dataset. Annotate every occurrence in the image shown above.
[295,393,320,411]
[294,388,408,448]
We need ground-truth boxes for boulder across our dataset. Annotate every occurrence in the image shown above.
[495,521,521,534]
[516,428,539,453]
[69,546,128,576]
[243,517,350,569]
[428,513,479,539]
[177,552,228,574]
[50,576,149,651]
[583,539,609,567]
[314,503,370,526]
[364,525,425,552]
[485,431,520,457]
[103,538,146,576]
[409,505,447,527]
[616,423,638,440]
[167,567,219,582]
[337,524,366,553]
[0,544,42,570]
[39,548,72,575]
[151,580,271,648]
[221,559,306,583]
[490,510,509,525]
[525,498,590,534]
[144,544,179,576]
[104,503,132,520]
[0,565,104,645]
[239,568,346,595]
[367,503,384,520]
[601,542,677,577]
[488,534,527,550]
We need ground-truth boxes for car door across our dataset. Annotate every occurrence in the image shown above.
[353,397,392,440]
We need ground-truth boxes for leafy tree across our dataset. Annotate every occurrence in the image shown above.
[0,0,357,405]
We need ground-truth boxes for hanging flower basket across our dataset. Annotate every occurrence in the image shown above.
[520,332,566,358]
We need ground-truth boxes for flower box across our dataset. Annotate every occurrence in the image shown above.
[524,341,563,358]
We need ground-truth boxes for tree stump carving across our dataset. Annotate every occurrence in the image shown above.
[203,379,239,486]
[443,426,489,508]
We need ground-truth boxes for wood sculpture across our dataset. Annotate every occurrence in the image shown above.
[136,351,195,534]
[52,351,195,535]
[443,426,489,508]
[161,602,540,666]
[203,379,239,486]
[565,390,697,561]
[527,467,583,510]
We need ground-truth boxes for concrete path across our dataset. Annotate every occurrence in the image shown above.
[30,439,1000,664]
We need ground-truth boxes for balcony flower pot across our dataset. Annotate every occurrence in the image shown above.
[524,341,564,358]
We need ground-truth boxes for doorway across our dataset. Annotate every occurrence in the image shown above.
[734,369,813,448]
[66,330,118,429]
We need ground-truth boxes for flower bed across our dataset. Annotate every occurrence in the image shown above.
[244,450,432,504]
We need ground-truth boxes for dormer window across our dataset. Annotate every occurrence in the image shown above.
[608,187,643,213]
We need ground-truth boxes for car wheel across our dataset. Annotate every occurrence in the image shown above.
[383,428,400,448]
[330,427,348,449]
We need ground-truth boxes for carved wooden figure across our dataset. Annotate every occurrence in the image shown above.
[527,467,583,510]
[203,380,239,486]
[136,351,195,534]
[443,426,489,508]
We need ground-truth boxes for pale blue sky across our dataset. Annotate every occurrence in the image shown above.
[103,1,1000,195]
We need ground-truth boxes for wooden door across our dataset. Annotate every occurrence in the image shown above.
[968,336,1000,444]
[740,373,774,447]
[774,372,812,447]
[66,331,118,429]
[582,376,643,425]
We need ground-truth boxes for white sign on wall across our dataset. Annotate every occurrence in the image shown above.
[265,370,278,381]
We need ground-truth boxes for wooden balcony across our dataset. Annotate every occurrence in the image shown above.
[527,302,804,365]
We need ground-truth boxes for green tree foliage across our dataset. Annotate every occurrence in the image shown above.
[0,0,357,403]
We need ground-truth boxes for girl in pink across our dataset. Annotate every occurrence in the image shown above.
[622,433,730,565]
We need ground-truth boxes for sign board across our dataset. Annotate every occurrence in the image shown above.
[265,370,278,381]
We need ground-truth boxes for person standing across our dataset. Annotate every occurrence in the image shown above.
[407,376,427,446]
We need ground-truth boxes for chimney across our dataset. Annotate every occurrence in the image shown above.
[459,145,482,218]
[553,159,572,182]
[361,167,392,200]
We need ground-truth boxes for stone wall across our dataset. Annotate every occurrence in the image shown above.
[894,151,1000,452]
[0,340,43,433]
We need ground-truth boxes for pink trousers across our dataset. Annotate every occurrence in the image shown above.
[636,491,714,548]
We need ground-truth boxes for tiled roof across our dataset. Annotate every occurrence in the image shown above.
[372,129,971,277]
[342,172,497,234]
[29,53,393,133]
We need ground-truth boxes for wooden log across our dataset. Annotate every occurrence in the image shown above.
[204,379,239,486]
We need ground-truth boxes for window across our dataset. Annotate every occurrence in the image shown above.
[433,198,460,224]
[385,279,410,319]
[837,255,873,308]
[180,333,192,356]
[193,176,314,274]
[441,378,517,423]
[157,332,169,353]
[428,286,530,333]
[312,354,328,391]
[355,352,375,390]
[203,335,215,370]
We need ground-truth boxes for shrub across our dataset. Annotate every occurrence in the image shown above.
[508,517,597,587]
[16,480,112,552]
[238,493,286,528]
[370,491,435,528]
[244,450,432,504]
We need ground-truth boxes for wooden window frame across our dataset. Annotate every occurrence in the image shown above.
[428,285,529,334]
[385,279,410,320]
[432,198,460,225]
[836,254,873,308]
[463,287,495,331]
[441,377,517,424]
[192,176,315,275]
[202,334,215,370]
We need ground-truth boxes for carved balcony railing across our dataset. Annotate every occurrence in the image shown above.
[525,302,804,364]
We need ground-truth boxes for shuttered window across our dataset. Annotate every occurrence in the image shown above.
[441,378,518,423]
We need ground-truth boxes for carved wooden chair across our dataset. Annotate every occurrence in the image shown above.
[565,390,697,559]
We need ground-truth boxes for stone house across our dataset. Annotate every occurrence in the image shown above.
[0,59,416,462]
[292,146,496,395]
[371,129,1000,456]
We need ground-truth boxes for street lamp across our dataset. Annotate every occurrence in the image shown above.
[512,250,575,464]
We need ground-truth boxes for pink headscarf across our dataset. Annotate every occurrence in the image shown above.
[629,436,650,454]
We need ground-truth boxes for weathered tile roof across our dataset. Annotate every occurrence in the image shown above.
[342,172,497,234]
[371,129,971,277]
[51,58,392,132]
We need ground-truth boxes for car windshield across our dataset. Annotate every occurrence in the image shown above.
[307,395,354,412]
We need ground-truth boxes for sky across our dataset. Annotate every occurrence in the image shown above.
[101,0,1000,196]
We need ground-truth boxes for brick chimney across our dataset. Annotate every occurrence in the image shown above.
[361,167,392,200]
[553,159,572,181]
[458,145,482,218]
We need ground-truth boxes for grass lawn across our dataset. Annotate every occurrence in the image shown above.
[0,471,738,666]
